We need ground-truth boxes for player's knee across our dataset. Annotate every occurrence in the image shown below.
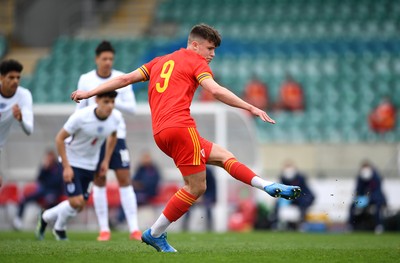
[118,180,130,187]
[69,198,85,211]
[190,182,207,197]
[199,183,207,196]
[209,144,236,166]
[115,171,131,186]
[222,151,235,163]
[94,175,106,187]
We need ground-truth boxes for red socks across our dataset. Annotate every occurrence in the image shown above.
[162,188,197,222]
[224,158,256,185]
[162,158,256,222]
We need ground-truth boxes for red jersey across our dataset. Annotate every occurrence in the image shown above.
[139,48,213,134]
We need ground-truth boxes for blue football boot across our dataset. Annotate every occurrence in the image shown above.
[141,229,177,253]
[264,183,301,200]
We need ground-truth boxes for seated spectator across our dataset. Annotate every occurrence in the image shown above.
[348,160,387,234]
[277,74,304,111]
[182,166,216,231]
[272,161,314,230]
[242,75,269,111]
[132,151,161,206]
[368,97,396,133]
[13,149,64,230]
[228,199,257,232]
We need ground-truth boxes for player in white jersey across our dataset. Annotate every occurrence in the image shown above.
[35,91,121,241]
[75,41,141,241]
[0,59,33,187]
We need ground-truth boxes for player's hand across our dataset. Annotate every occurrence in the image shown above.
[70,90,89,103]
[250,106,276,124]
[98,161,109,178]
[63,166,74,183]
[12,104,22,121]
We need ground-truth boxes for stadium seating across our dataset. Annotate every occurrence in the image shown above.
[0,183,19,228]
[25,0,400,142]
[0,35,6,59]
[149,183,180,206]
[0,183,19,205]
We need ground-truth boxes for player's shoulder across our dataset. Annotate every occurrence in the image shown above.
[177,49,208,69]
[111,69,125,77]
[79,70,97,80]
[16,86,33,98]
[179,48,204,60]
[111,108,123,120]
[73,104,95,118]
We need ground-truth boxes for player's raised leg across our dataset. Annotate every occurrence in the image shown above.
[208,143,301,200]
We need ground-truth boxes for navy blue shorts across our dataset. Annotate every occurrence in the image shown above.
[97,138,130,171]
[65,167,95,200]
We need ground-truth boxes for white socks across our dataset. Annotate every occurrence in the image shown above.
[43,200,78,231]
[43,200,70,223]
[93,185,140,233]
[251,176,274,191]
[54,201,77,231]
[119,185,139,233]
[150,213,171,238]
[93,185,110,232]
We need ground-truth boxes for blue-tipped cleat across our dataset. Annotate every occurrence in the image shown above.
[141,229,177,253]
[264,183,301,200]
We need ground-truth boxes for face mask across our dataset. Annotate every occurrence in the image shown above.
[360,167,373,180]
[283,167,296,180]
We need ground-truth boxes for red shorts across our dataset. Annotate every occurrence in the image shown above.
[154,127,213,176]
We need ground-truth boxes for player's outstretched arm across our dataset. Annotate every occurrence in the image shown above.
[201,78,275,124]
[70,69,143,103]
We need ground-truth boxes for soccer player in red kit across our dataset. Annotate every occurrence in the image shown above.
[71,24,301,252]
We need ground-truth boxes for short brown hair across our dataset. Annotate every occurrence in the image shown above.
[0,59,23,75]
[95,40,115,56]
[97,90,118,99]
[189,24,221,47]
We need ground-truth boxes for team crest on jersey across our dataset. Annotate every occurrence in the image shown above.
[66,183,76,194]
[97,126,104,133]
[0,103,6,109]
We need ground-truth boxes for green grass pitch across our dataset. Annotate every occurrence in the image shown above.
[0,231,399,262]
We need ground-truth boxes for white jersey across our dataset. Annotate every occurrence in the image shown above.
[64,105,122,171]
[0,86,33,149]
[76,69,136,139]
